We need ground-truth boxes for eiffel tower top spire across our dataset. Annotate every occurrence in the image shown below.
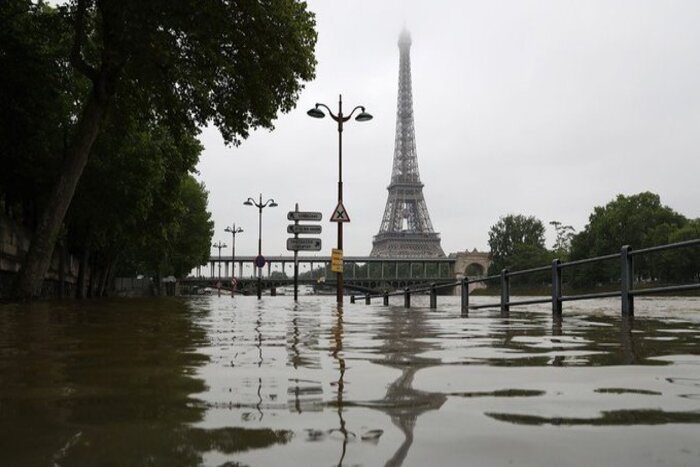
[391,27,421,187]
[370,29,444,258]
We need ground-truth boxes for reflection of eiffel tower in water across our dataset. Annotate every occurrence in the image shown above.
[371,28,445,258]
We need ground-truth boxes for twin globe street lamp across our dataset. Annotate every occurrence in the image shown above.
[224,224,243,295]
[307,95,372,304]
[212,240,227,283]
[244,194,278,299]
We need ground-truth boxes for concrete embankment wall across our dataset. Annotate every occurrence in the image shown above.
[0,214,79,299]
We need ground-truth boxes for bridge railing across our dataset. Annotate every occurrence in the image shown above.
[350,239,700,317]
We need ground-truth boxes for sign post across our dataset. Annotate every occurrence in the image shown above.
[287,205,322,301]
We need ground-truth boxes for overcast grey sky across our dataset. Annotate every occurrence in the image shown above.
[197,0,700,259]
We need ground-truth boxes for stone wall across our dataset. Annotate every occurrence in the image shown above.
[0,214,79,299]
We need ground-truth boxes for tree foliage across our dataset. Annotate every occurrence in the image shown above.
[4,0,318,298]
[66,109,213,294]
[487,214,550,276]
[549,221,575,259]
[0,0,80,224]
[569,192,688,285]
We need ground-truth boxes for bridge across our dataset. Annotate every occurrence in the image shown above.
[183,251,490,294]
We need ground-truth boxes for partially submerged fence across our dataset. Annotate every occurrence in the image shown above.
[350,239,700,316]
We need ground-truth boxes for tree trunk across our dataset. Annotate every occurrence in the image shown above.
[13,91,108,300]
[97,264,108,297]
[87,258,95,298]
[58,240,65,300]
[76,246,90,299]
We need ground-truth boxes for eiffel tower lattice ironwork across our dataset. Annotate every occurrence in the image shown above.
[371,29,445,258]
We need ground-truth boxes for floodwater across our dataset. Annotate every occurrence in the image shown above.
[1,295,700,466]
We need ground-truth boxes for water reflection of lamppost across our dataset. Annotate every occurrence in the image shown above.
[224,224,243,286]
[212,241,227,279]
[330,306,353,465]
[307,95,372,304]
[244,193,278,299]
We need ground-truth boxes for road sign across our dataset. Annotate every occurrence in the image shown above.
[254,255,266,268]
[330,201,350,223]
[287,224,322,234]
[288,211,322,221]
[287,238,322,251]
[331,248,343,273]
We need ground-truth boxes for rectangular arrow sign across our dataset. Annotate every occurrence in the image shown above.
[286,237,322,251]
[287,224,322,234]
[287,211,322,221]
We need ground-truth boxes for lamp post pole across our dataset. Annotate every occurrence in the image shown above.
[307,95,373,304]
[244,194,278,299]
[224,224,243,296]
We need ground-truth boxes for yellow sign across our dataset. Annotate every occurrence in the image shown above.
[331,248,343,273]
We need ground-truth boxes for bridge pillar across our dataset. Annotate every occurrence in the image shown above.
[383,291,389,306]
[430,283,437,309]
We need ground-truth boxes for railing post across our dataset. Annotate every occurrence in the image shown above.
[383,291,389,306]
[552,259,562,315]
[429,283,437,309]
[365,293,371,305]
[461,277,469,317]
[404,287,411,308]
[621,245,634,316]
[350,295,355,304]
[500,269,510,313]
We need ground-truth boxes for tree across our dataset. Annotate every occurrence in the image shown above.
[487,214,549,276]
[569,192,688,285]
[65,107,210,296]
[655,219,700,283]
[13,0,317,299]
[168,178,215,278]
[549,221,575,259]
[0,1,79,226]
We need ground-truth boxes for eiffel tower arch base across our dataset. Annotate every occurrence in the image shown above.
[371,232,445,258]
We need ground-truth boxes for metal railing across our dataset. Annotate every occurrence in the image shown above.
[350,239,700,317]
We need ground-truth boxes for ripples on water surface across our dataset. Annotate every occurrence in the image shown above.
[1,295,700,466]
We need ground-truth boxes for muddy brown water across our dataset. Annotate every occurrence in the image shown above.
[1,295,699,466]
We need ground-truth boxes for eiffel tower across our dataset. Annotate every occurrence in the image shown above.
[371,29,445,258]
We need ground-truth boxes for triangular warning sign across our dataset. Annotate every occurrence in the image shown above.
[330,201,351,223]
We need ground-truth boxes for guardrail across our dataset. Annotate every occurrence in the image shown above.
[350,239,700,317]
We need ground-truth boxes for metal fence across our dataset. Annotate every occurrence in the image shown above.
[350,239,700,317]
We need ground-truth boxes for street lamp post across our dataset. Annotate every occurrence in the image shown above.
[307,94,372,304]
[244,193,278,299]
[224,224,243,297]
[212,241,227,279]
